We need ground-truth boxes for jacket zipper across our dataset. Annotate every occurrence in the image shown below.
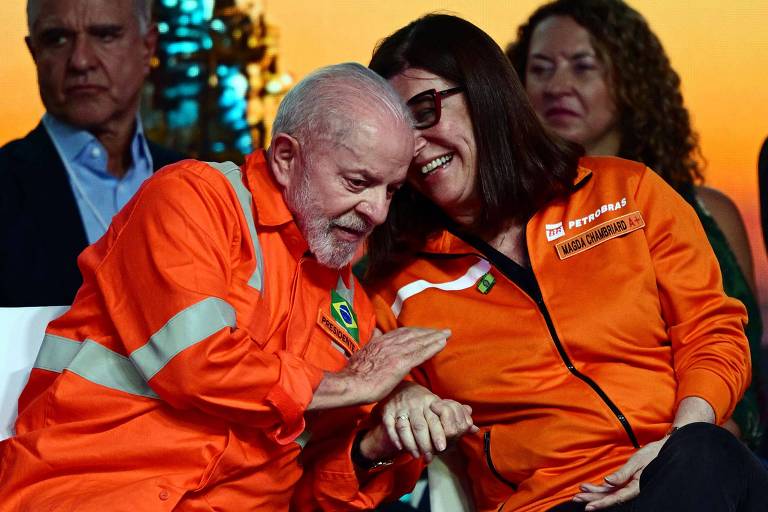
[484,430,518,490]
[529,286,640,449]
[421,250,640,449]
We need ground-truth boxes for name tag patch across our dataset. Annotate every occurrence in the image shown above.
[555,211,645,260]
[317,309,359,356]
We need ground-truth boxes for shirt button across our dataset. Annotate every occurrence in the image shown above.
[90,147,101,158]
[159,489,169,500]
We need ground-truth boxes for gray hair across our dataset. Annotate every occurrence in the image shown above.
[27,0,153,35]
[271,62,413,154]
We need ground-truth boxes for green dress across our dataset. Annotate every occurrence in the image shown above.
[681,184,765,449]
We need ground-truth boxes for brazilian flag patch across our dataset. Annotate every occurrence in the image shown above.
[331,290,359,342]
[476,271,496,294]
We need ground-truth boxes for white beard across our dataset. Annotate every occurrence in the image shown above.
[285,170,371,269]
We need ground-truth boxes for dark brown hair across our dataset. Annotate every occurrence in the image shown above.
[507,0,703,190]
[366,13,582,280]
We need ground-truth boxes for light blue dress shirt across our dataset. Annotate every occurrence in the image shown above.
[42,113,154,244]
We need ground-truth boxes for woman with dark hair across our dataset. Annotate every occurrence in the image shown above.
[507,0,764,451]
[340,12,768,512]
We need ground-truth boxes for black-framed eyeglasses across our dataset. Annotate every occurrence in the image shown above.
[406,86,464,129]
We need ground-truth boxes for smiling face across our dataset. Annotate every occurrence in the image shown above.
[278,112,414,269]
[388,68,480,225]
[26,0,156,132]
[524,15,620,156]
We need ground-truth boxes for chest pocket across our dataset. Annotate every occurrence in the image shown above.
[285,258,361,373]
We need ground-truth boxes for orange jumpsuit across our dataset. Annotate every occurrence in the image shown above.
[363,157,750,512]
[0,151,376,511]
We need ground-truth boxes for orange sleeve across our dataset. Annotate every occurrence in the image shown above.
[92,162,324,443]
[636,168,750,422]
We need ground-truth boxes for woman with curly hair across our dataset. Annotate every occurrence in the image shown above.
[508,0,764,451]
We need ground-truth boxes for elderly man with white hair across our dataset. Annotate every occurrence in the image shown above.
[0,62,475,511]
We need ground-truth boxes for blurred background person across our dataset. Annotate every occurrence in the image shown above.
[508,0,765,451]
[0,0,183,307]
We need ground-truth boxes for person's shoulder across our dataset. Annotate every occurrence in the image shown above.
[0,126,47,161]
[0,126,58,189]
[146,140,187,170]
[694,185,748,240]
[695,185,740,214]
[579,155,647,175]
[694,184,755,287]
[146,158,233,187]
[138,159,246,208]
[576,155,652,193]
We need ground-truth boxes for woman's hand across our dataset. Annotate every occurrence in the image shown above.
[377,381,478,462]
[573,397,716,510]
[572,436,668,510]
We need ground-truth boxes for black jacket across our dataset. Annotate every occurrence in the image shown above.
[0,122,185,306]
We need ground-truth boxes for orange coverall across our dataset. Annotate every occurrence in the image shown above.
[361,157,750,512]
[0,151,376,511]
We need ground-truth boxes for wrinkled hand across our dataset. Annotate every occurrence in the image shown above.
[345,327,450,403]
[310,327,450,411]
[573,436,668,510]
[359,381,478,463]
[379,381,478,462]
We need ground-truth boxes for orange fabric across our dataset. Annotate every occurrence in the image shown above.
[367,157,750,512]
[0,151,376,511]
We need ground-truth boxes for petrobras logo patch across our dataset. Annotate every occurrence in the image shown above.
[545,222,565,241]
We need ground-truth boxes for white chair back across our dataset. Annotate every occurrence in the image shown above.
[428,446,476,511]
[0,306,69,440]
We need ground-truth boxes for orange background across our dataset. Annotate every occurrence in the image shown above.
[2,0,767,341]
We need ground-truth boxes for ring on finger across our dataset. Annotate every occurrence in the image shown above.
[395,414,410,422]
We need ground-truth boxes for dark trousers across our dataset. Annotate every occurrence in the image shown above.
[549,423,768,511]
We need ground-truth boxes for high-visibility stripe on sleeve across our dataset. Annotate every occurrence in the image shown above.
[391,258,491,318]
[131,297,237,381]
[33,335,159,399]
[206,161,264,292]
[33,297,236,398]
[70,340,159,399]
[34,334,81,372]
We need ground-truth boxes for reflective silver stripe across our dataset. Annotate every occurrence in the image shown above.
[391,258,491,318]
[131,297,236,381]
[295,429,312,449]
[70,340,159,399]
[34,334,81,372]
[33,334,158,399]
[206,161,264,292]
[334,274,354,306]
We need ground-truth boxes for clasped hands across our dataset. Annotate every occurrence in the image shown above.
[358,380,479,464]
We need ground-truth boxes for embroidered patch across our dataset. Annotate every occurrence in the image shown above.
[555,211,645,260]
[330,290,359,342]
[545,222,565,242]
[476,272,496,294]
[317,309,359,356]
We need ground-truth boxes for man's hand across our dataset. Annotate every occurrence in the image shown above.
[308,327,450,411]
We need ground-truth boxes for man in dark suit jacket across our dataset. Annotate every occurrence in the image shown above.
[0,0,184,306]
[0,124,182,307]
